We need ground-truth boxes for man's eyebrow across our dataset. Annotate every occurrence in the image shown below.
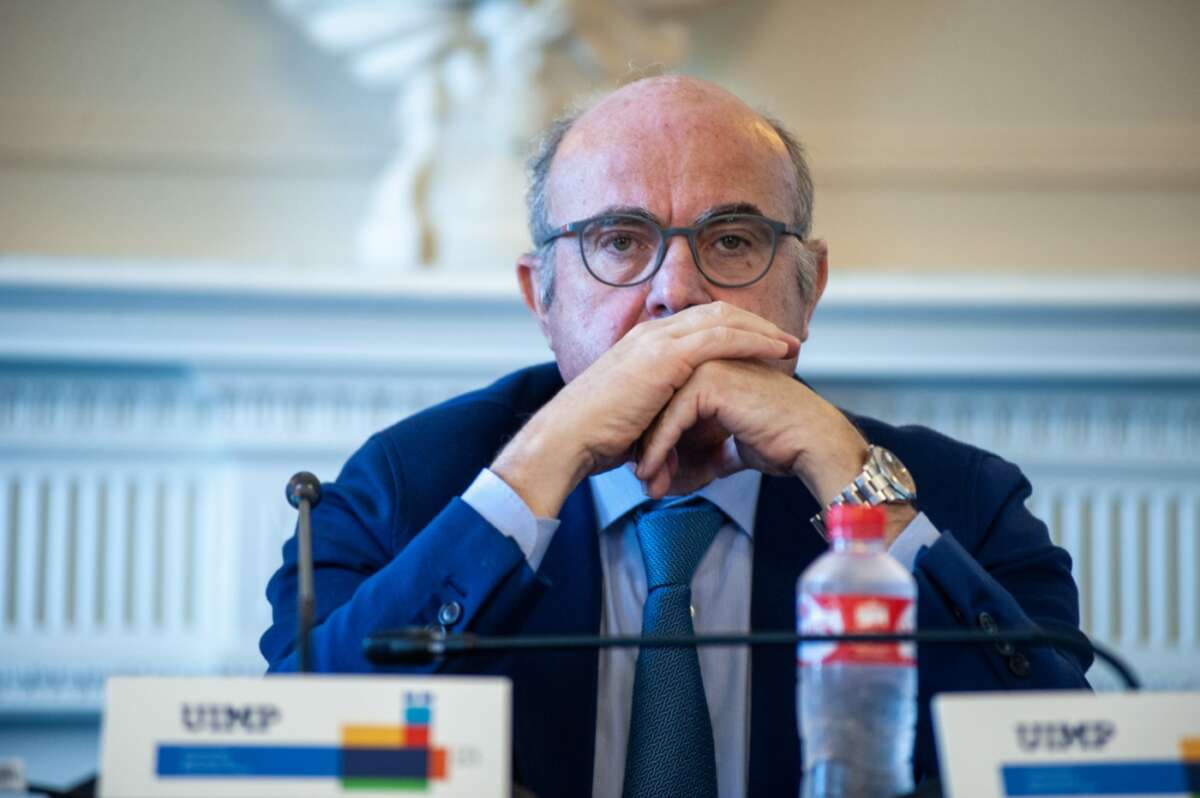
[591,206,664,225]
[693,203,765,225]
[587,203,765,226]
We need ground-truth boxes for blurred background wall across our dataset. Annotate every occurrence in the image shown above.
[1,0,1198,789]
[2,0,1198,273]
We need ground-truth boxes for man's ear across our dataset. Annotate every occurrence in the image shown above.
[799,239,829,342]
[516,252,552,338]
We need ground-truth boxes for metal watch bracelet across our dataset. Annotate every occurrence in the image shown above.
[809,444,917,539]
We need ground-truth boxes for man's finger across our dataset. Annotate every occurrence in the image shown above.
[642,449,676,499]
[638,385,704,479]
[639,301,801,350]
[671,328,792,369]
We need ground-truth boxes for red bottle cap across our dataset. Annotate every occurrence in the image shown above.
[825,504,887,540]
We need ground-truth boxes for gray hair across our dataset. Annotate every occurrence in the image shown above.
[524,106,817,309]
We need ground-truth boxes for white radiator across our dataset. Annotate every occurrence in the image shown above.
[1025,482,1199,688]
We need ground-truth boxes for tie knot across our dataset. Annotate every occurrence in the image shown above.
[635,499,725,590]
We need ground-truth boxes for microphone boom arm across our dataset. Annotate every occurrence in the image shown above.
[363,628,1140,690]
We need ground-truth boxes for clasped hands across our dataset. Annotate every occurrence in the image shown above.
[492,302,914,542]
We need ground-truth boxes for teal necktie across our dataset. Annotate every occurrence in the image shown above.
[623,499,725,798]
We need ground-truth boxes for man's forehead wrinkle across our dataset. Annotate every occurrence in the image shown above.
[548,129,670,218]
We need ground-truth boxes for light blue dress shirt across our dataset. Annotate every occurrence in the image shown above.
[463,465,940,798]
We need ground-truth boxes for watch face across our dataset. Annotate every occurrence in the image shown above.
[876,447,917,498]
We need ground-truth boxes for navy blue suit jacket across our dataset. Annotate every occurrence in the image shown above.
[261,363,1091,797]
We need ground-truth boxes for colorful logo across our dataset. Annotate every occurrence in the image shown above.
[339,692,449,791]
[1183,736,1200,798]
[157,692,450,792]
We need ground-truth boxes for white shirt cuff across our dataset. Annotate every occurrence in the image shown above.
[461,468,561,572]
[887,511,942,571]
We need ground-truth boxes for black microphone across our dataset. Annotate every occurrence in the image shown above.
[286,471,322,673]
[362,628,1141,689]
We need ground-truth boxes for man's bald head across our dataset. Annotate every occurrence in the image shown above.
[525,76,816,306]
[560,76,791,172]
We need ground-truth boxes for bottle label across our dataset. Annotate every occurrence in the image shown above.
[797,593,915,666]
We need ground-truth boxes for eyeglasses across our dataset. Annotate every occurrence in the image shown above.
[538,212,805,288]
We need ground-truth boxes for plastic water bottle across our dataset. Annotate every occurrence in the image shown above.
[797,504,917,798]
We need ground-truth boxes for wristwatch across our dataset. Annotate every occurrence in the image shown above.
[810,444,917,539]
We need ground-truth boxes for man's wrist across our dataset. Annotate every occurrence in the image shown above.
[791,426,870,507]
[803,437,920,546]
[880,502,918,548]
[491,412,592,519]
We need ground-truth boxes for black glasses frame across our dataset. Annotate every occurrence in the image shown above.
[538,212,806,288]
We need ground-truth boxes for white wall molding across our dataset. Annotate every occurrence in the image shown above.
[4,256,1199,378]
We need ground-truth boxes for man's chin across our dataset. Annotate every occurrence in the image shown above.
[676,418,730,456]
[656,419,736,496]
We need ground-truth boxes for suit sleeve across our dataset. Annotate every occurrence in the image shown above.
[910,453,1092,777]
[259,434,549,674]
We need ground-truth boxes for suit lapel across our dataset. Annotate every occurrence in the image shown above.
[748,475,826,797]
[511,480,601,797]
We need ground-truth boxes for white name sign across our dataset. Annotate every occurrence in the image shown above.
[934,690,1200,798]
[99,675,510,798]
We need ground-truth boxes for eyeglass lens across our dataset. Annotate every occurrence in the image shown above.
[580,215,776,286]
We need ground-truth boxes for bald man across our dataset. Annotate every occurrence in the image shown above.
[262,77,1090,798]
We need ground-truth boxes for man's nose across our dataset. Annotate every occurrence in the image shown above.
[645,234,712,317]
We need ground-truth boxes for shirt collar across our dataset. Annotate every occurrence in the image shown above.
[588,463,762,538]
